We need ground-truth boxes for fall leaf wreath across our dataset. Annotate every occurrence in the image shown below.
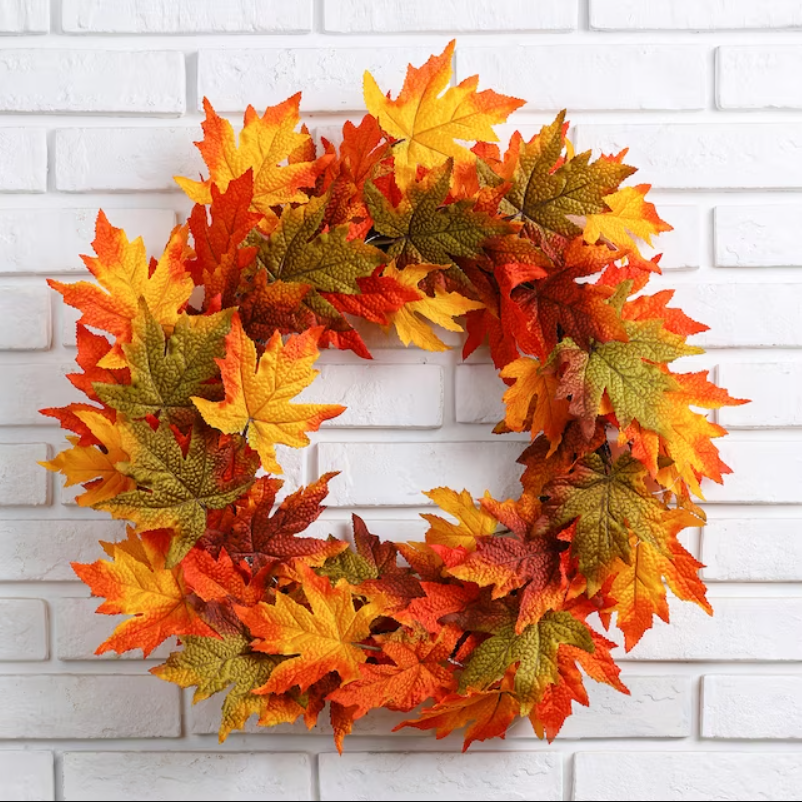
[43,42,745,751]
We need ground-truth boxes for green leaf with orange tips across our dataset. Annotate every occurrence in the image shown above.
[152,632,301,741]
[96,304,233,427]
[41,408,134,506]
[458,612,593,715]
[192,315,345,474]
[72,528,216,657]
[176,96,328,217]
[500,356,572,455]
[584,184,672,255]
[364,40,523,188]
[49,212,193,369]
[552,318,702,440]
[99,420,258,567]
[235,563,382,693]
[395,669,519,751]
[421,487,499,551]
[382,262,483,351]
[537,453,677,594]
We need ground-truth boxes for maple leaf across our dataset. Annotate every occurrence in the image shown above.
[327,629,457,721]
[49,212,193,369]
[152,633,302,740]
[72,528,216,656]
[459,612,594,715]
[497,112,635,239]
[176,96,328,216]
[235,563,382,693]
[96,304,233,427]
[338,114,390,191]
[365,160,512,275]
[381,262,483,351]
[399,581,480,634]
[364,40,523,188]
[421,487,499,551]
[41,408,134,506]
[99,420,258,566]
[395,669,519,751]
[180,547,266,607]
[200,473,347,572]
[186,170,262,307]
[537,453,676,594]
[553,318,703,440]
[192,315,345,473]
[583,184,672,255]
[500,356,572,455]
[323,267,420,327]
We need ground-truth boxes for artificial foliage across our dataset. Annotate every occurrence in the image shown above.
[43,42,745,751]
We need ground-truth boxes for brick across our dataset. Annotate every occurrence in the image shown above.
[715,205,802,267]
[0,129,46,192]
[0,675,179,738]
[0,752,53,802]
[0,208,176,274]
[0,599,47,660]
[299,365,442,428]
[718,46,802,109]
[509,675,691,739]
[703,675,802,739]
[458,46,705,111]
[199,48,434,112]
[63,752,312,801]
[703,440,802,504]
[319,752,562,801]
[0,364,79,425]
[56,597,175,660]
[0,0,48,34]
[0,443,49,506]
[642,205,700,270]
[590,0,802,30]
[0,519,124,581]
[62,0,312,33]
[669,284,802,347]
[576,123,802,189]
[0,50,184,114]
[55,127,201,192]
[702,517,802,581]
[717,362,802,428]
[317,441,525,506]
[62,303,80,347]
[455,364,505,424]
[622,597,802,660]
[575,751,802,801]
[324,0,577,32]
[0,282,50,349]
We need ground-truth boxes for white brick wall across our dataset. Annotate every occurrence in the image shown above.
[0,5,799,800]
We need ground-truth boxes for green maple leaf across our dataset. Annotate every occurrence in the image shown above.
[99,419,258,566]
[96,305,233,426]
[152,633,282,740]
[459,612,593,714]
[317,543,377,585]
[497,111,636,237]
[537,453,673,593]
[365,160,511,272]
[552,318,702,439]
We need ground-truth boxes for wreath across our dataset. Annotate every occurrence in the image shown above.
[42,41,744,751]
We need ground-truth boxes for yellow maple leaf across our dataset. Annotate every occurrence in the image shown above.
[176,96,327,217]
[41,409,134,506]
[421,487,498,551]
[583,184,672,255]
[192,314,345,473]
[364,40,524,188]
[501,357,572,456]
[235,563,381,693]
[382,262,483,351]
[49,212,193,369]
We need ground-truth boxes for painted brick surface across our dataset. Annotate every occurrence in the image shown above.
[0,13,798,802]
